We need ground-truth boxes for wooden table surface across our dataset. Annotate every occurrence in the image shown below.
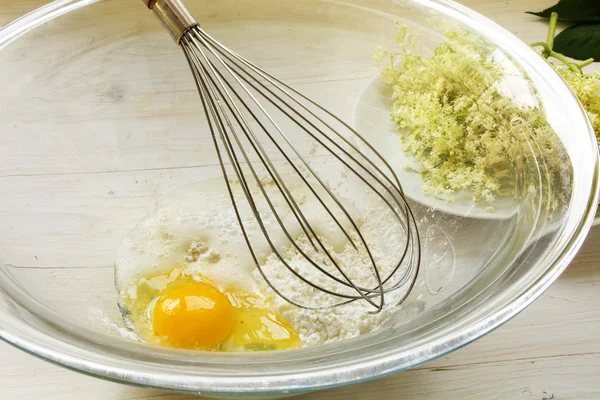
[0,0,599,399]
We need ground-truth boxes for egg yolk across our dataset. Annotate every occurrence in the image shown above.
[153,283,234,349]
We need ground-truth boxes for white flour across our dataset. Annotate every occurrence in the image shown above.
[254,199,407,346]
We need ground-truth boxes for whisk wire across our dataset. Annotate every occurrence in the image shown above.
[189,30,366,250]
[199,31,414,259]
[181,33,387,309]
[172,19,421,311]
[202,32,407,202]
[195,30,418,285]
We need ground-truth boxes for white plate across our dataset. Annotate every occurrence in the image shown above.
[352,74,516,220]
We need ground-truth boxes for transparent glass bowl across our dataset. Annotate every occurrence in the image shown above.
[0,0,598,397]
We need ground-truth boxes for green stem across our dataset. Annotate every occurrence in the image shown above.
[530,11,591,75]
[531,41,550,56]
[547,12,558,51]
[579,58,595,68]
[548,50,582,73]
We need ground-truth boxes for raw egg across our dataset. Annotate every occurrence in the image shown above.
[121,266,300,351]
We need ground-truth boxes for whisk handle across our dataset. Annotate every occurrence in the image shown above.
[142,0,198,43]
[141,0,158,8]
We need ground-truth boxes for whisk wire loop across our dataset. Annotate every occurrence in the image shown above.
[181,33,385,310]
[144,0,423,311]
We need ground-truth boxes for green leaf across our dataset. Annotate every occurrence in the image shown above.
[553,24,600,61]
[526,0,600,22]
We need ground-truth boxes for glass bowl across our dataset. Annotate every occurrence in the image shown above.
[0,0,598,397]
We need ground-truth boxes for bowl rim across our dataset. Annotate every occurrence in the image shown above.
[0,0,598,395]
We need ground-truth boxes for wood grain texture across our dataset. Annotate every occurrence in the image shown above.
[0,0,599,399]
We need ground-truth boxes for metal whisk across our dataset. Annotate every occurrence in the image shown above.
[142,0,420,312]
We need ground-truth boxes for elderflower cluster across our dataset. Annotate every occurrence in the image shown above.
[554,65,600,141]
[375,26,569,210]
